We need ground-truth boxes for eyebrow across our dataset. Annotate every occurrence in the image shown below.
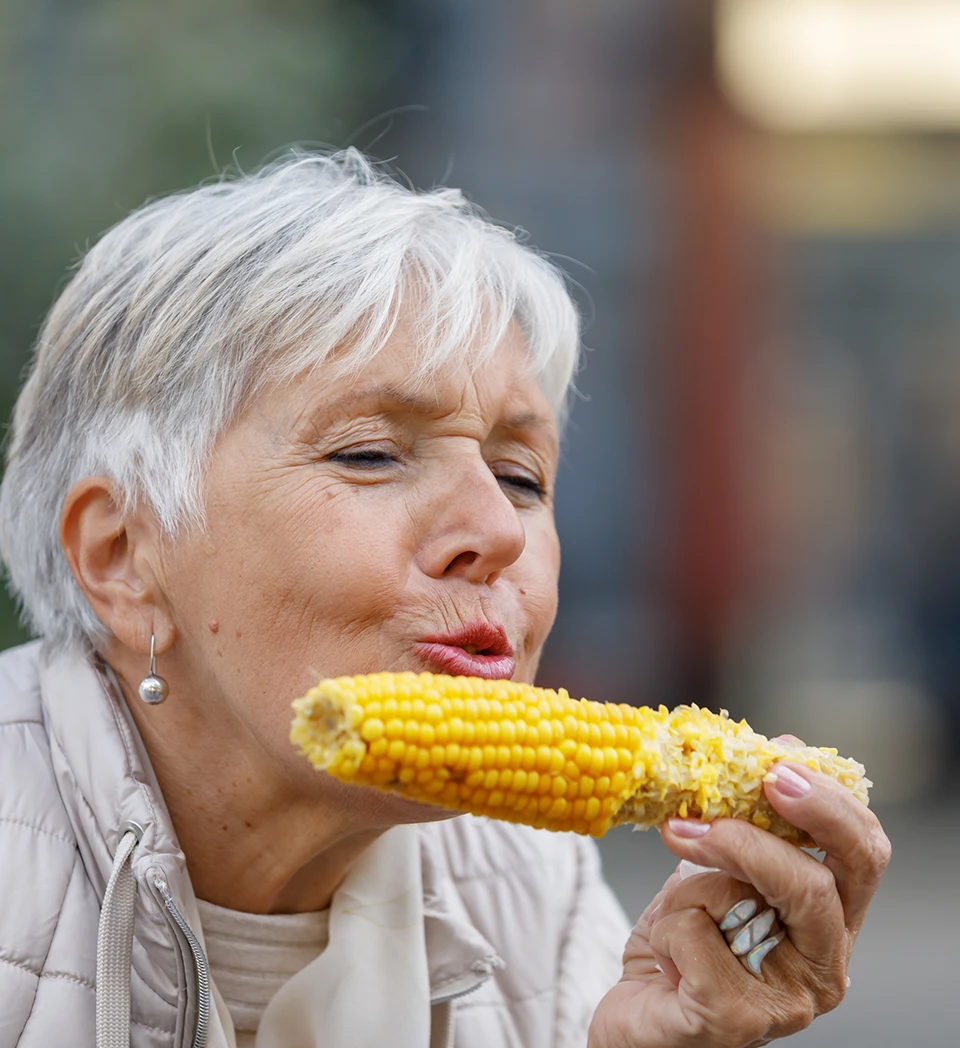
[499,408,555,432]
[316,384,556,433]
[344,384,446,414]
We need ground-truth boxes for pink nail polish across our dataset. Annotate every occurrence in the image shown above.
[770,765,812,798]
[667,818,711,838]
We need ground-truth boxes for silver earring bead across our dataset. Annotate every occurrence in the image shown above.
[138,634,169,705]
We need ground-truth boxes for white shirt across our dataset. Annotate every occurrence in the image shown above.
[195,825,434,1048]
[196,900,331,1047]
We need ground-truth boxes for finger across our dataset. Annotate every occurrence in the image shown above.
[654,875,847,1023]
[660,816,846,963]
[637,868,684,933]
[621,917,666,980]
[652,906,828,1042]
[659,869,761,925]
[649,906,761,1012]
[624,870,686,979]
[763,762,892,933]
[657,871,783,955]
[648,943,682,988]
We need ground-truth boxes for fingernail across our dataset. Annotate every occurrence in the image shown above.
[647,903,661,927]
[668,818,711,838]
[768,765,811,798]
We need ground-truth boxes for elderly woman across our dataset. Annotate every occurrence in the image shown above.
[0,151,888,1048]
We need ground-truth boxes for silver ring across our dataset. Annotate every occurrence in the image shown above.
[718,898,785,978]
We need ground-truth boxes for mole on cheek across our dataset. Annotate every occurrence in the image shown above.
[209,620,220,634]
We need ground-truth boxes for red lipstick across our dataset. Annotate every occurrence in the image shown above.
[414,622,515,680]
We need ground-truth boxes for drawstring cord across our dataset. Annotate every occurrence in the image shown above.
[96,825,141,1048]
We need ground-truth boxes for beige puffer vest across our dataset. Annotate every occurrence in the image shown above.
[0,641,630,1048]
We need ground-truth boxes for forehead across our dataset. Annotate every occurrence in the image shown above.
[283,323,558,442]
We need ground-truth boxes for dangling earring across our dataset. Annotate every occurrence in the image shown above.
[138,633,169,705]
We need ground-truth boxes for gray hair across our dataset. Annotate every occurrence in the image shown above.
[0,149,581,650]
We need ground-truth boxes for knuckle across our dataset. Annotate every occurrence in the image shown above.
[868,830,893,873]
[816,968,848,1014]
[675,907,712,938]
[849,822,892,875]
[799,864,837,911]
[774,990,817,1037]
[793,995,817,1033]
[669,869,742,914]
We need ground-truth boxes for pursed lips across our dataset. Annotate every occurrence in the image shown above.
[414,621,516,680]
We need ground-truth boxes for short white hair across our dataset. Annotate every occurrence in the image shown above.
[0,148,581,650]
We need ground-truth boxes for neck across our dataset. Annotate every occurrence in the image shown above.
[110,658,394,914]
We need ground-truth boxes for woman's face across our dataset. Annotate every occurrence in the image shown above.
[158,323,561,779]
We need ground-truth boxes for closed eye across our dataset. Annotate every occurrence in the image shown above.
[496,474,547,499]
[327,449,399,469]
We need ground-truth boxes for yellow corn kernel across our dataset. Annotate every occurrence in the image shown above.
[291,672,871,841]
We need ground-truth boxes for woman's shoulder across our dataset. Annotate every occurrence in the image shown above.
[0,639,45,726]
[0,641,68,823]
[0,638,78,862]
[0,641,94,1045]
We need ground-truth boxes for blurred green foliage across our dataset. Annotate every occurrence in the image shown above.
[0,0,396,648]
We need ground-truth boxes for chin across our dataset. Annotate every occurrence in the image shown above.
[373,789,460,827]
[320,771,458,828]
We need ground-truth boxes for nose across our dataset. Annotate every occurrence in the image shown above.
[418,461,527,585]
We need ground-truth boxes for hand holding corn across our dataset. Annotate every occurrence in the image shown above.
[291,672,870,843]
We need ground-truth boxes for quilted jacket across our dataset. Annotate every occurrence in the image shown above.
[0,641,631,1047]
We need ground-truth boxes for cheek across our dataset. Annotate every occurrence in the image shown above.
[515,517,561,647]
[172,482,413,672]
[275,486,414,617]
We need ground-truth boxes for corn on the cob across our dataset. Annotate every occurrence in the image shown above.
[290,672,870,842]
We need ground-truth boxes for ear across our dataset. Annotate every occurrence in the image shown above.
[60,477,176,656]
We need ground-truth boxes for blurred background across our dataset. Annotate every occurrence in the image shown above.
[2,0,958,1042]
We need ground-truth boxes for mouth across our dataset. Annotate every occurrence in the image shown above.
[414,621,516,680]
